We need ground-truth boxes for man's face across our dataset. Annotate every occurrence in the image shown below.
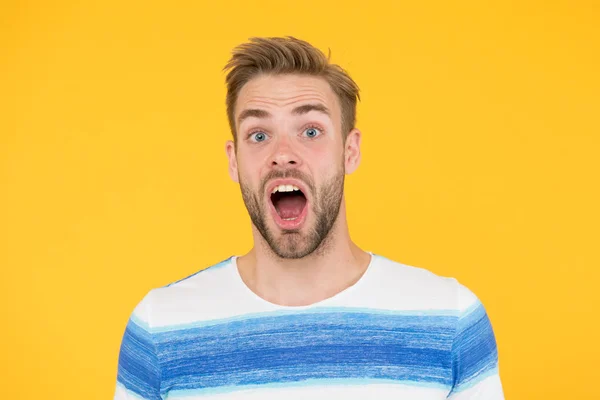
[228,74,347,259]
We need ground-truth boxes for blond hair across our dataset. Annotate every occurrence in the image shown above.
[223,36,360,142]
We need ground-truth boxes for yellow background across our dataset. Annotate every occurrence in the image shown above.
[1,1,599,398]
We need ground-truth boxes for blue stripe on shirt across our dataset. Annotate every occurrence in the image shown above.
[119,306,498,397]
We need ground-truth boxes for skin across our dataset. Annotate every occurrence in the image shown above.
[225,73,371,307]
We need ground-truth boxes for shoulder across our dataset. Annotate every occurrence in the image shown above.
[160,255,235,289]
[364,253,481,313]
[129,256,238,329]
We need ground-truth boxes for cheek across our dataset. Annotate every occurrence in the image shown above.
[308,155,343,190]
[238,146,270,169]
[237,156,264,188]
[308,142,344,168]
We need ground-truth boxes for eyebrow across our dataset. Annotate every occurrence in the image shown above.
[237,108,271,125]
[237,103,331,125]
[292,103,330,116]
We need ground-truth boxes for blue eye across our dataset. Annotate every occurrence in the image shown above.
[250,131,268,142]
[304,127,321,138]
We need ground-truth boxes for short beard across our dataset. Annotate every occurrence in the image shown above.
[239,165,344,259]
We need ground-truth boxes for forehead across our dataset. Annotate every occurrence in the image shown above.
[235,74,340,116]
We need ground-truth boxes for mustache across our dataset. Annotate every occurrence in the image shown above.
[260,169,315,195]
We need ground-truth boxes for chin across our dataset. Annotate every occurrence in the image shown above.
[270,230,326,260]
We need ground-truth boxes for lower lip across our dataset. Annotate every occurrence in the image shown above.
[268,197,309,230]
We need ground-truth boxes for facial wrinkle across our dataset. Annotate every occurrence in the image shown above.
[242,92,330,109]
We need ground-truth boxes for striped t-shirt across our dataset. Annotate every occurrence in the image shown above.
[114,253,504,399]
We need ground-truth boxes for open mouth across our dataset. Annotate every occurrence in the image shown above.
[269,184,308,224]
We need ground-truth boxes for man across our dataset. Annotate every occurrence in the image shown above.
[114,37,504,399]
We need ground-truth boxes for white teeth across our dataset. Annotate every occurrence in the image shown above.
[272,184,302,194]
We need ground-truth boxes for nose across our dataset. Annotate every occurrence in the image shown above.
[269,135,301,168]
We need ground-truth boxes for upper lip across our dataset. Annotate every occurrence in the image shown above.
[266,179,310,201]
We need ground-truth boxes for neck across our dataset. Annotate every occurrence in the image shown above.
[236,201,371,307]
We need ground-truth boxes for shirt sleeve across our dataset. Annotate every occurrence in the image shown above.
[447,284,504,399]
[114,291,162,400]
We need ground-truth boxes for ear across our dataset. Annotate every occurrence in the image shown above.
[225,140,239,183]
[344,128,362,174]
